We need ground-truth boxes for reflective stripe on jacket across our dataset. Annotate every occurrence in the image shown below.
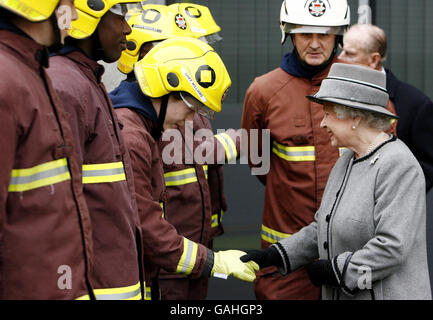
[82,162,126,184]
[76,282,142,300]
[8,158,71,192]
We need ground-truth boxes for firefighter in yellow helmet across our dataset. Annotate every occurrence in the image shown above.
[112,37,259,300]
[46,0,150,300]
[112,4,237,299]
[0,0,95,299]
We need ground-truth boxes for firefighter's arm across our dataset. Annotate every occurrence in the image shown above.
[127,128,257,281]
[126,129,204,276]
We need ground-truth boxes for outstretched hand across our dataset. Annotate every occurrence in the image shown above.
[212,250,260,282]
[240,246,283,269]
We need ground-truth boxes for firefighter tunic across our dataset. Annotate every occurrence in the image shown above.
[48,48,142,300]
[0,25,93,299]
[111,81,240,299]
[114,104,210,300]
[157,113,233,299]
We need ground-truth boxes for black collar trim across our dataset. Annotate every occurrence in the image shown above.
[353,134,397,164]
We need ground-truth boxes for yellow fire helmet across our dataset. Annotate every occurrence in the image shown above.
[0,0,59,22]
[117,4,196,74]
[169,3,222,44]
[68,0,143,39]
[134,37,231,114]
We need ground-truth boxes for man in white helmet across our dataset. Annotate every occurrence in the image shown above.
[240,0,350,300]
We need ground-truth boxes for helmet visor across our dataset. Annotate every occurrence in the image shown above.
[180,92,215,120]
[110,3,142,17]
[282,23,345,36]
[199,32,223,45]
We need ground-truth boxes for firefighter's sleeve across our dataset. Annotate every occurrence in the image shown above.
[240,80,267,185]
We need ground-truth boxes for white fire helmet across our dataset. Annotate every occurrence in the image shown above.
[280,0,350,44]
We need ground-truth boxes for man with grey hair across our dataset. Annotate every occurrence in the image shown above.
[339,23,433,192]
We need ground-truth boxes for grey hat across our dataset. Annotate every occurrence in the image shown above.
[307,63,399,119]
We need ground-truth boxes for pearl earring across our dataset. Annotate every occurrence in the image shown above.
[352,125,356,130]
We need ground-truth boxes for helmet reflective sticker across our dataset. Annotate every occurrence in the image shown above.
[175,13,187,30]
[195,65,216,88]
[181,67,206,103]
[308,0,326,17]
[141,8,161,24]
[184,6,201,18]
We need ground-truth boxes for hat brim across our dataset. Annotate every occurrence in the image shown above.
[306,95,399,120]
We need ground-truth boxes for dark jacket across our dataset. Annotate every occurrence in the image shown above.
[47,49,142,300]
[386,69,433,192]
[0,26,93,299]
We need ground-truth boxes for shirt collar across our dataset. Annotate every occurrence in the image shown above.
[59,48,105,83]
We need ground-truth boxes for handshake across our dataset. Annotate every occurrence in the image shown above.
[210,247,283,282]
[213,247,338,288]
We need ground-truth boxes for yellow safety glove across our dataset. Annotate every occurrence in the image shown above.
[211,250,260,282]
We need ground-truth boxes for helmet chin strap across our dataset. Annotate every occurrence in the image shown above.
[47,13,64,53]
[151,94,169,141]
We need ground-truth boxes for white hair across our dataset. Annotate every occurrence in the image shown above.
[333,104,393,131]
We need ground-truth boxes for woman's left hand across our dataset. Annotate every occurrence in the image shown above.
[306,259,339,287]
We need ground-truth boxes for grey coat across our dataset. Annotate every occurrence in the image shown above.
[275,136,431,300]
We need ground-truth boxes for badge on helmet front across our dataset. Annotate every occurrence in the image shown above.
[175,14,187,30]
[308,0,326,17]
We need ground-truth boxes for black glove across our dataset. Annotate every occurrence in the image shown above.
[240,246,283,269]
[305,259,339,287]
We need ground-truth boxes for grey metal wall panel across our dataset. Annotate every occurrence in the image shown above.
[375,0,432,99]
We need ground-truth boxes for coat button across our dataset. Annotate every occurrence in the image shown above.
[326,215,331,222]
[323,241,328,250]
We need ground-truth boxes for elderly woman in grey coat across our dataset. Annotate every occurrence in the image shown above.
[241,63,431,300]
